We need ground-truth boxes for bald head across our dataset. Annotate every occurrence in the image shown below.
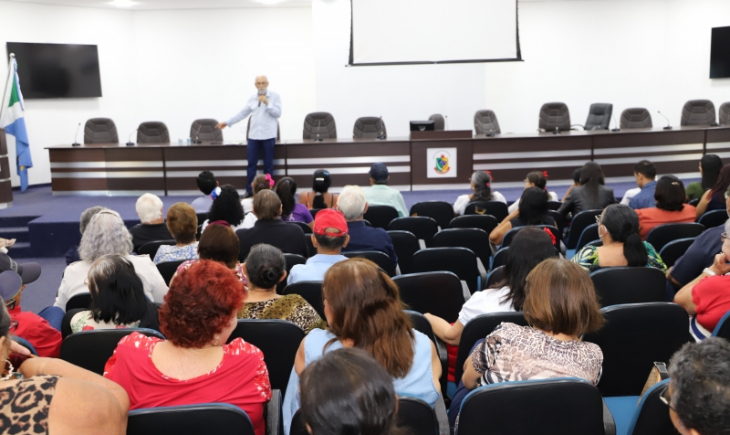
[255,76,269,91]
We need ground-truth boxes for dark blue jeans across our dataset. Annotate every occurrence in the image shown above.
[38,306,65,332]
[247,138,276,193]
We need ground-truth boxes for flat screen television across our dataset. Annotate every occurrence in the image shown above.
[710,26,730,79]
[5,42,102,99]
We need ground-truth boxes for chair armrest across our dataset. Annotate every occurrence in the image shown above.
[434,394,450,435]
[602,398,616,435]
[266,389,282,435]
[434,336,450,400]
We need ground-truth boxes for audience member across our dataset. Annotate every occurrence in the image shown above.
[176,222,247,283]
[636,175,696,239]
[288,209,349,284]
[65,205,106,265]
[363,163,408,217]
[153,203,199,264]
[426,227,558,346]
[1,270,61,357]
[628,160,658,209]
[686,154,723,201]
[239,244,326,333]
[241,174,274,226]
[191,170,219,213]
[70,254,159,333]
[572,204,666,272]
[0,299,130,435]
[275,177,314,224]
[300,348,398,435]
[299,169,338,210]
[283,258,442,433]
[490,187,557,245]
[104,260,271,435]
[558,162,615,218]
[561,167,582,202]
[55,210,168,310]
[696,164,730,219]
[237,190,308,261]
[453,171,506,216]
[674,220,730,341]
[129,193,172,253]
[666,338,730,435]
[507,171,559,213]
[337,186,397,270]
[202,184,246,231]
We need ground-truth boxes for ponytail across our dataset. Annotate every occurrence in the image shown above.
[602,204,648,267]
[274,177,297,218]
[623,232,648,267]
[471,171,493,202]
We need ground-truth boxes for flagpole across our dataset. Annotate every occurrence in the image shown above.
[0,53,15,123]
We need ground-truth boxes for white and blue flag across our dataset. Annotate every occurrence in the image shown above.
[1,57,32,192]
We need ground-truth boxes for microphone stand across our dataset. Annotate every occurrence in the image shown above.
[314,120,323,142]
[126,129,136,146]
[377,116,385,140]
[657,111,673,130]
[72,122,82,146]
[192,124,203,144]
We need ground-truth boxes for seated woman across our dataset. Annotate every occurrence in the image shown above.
[1,299,129,434]
[276,177,314,224]
[283,258,441,433]
[70,254,159,333]
[239,243,326,333]
[636,175,696,239]
[426,227,558,345]
[300,348,397,435]
[201,184,246,232]
[558,162,615,219]
[104,260,271,435]
[453,171,507,216]
[696,164,730,219]
[298,169,338,210]
[55,210,168,311]
[489,187,557,245]
[153,202,199,264]
[508,171,559,213]
[674,220,730,341]
[572,204,666,273]
[686,154,722,201]
[241,174,274,229]
[175,222,246,283]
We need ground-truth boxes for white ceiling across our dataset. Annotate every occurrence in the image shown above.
[2,0,314,10]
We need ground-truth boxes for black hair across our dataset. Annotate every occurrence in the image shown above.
[633,160,657,180]
[600,204,647,267]
[245,244,285,289]
[275,177,298,218]
[314,233,347,251]
[207,184,244,226]
[572,168,582,184]
[700,154,723,191]
[655,175,686,212]
[470,171,493,202]
[88,254,148,325]
[498,227,558,310]
[196,171,217,195]
[301,348,398,435]
[526,171,548,190]
[579,162,606,202]
[518,187,549,225]
[313,169,332,194]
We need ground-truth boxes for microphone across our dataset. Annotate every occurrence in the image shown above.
[257,88,266,107]
[377,116,385,140]
[445,115,449,131]
[611,116,620,132]
[486,128,496,138]
[552,126,560,135]
[314,120,323,142]
[192,123,203,144]
[657,111,673,130]
[72,122,81,146]
[126,129,137,146]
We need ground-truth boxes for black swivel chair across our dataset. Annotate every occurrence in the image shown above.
[282,281,324,319]
[137,121,170,144]
[429,114,445,131]
[387,230,419,275]
[342,250,396,277]
[394,272,464,322]
[473,110,501,135]
[681,99,717,126]
[84,118,119,144]
[410,247,481,294]
[720,102,730,126]
[353,117,386,139]
[66,292,92,312]
[620,108,653,129]
[190,119,224,144]
[590,267,667,307]
[127,403,263,435]
[658,237,695,268]
[584,103,613,130]
[302,112,337,139]
[138,239,176,259]
[410,201,455,230]
[566,209,603,249]
[388,216,439,247]
[538,102,571,132]
[698,209,727,228]
[363,205,399,230]
[448,214,499,235]
[156,260,186,286]
[464,201,508,222]
[645,223,705,252]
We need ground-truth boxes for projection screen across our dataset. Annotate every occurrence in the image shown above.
[349,0,521,66]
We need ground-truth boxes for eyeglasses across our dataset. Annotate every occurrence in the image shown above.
[657,383,675,411]
[595,215,602,224]
[722,233,729,242]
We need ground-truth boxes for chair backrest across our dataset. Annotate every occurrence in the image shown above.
[196,212,209,225]
[712,310,730,340]
[458,378,605,435]
[584,302,689,396]
[138,239,177,258]
[590,267,667,307]
[432,228,492,269]
[66,292,92,312]
[303,111,337,139]
[395,272,464,322]
[343,250,396,277]
[428,114,445,131]
[60,328,165,375]
[464,201,508,222]
[388,216,439,247]
[278,253,307,293]
[501,225,560,250]
[127,403,255,435]
[584,103,613,130]
[658,237,695,268]
[546,200,562,211]
[84,118,119,144]
[387,230,420,274]
[575,223,599,252]
[546,209,566,234]
[454,312,527,382]
[363,205,399,229]
[491,247,508,270]
[539,102,571,132]
[137,121,170,144]
[155,259,186,286]
[449,215,499,235]
[646,223,705,252]
[282,281,324,319]
[681,99,717,126]
[190,119,224,143]
[567,209,603,249]
[303,234,315,258]
[626,379,677,435]
[698,209,728,228]
[411,247,481,294]
[620,108,653,129]
[353,116,386,139]
[720,102,730,126]
[473,110,501,135]
[287,221,312,235]
[410,201,455,230]
[228,319,305,392]
[486,265,505,288]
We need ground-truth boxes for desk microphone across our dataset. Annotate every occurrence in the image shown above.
[611,117,620,132]
[658,111,673,130]
[257,89,266,107]
[552,126,560,135]
[314,120,323,142]
[486,128,496,138]
[126,129,137,146]
[445,115,449,131]
[192,123,203,144]
[72,122,81,146]
[377,116,385,140]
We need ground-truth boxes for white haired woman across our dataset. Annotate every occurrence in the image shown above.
[54,210,168,311]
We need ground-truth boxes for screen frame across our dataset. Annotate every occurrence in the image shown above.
[710,26,730,79]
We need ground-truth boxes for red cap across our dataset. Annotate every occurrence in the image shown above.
[313,209,348,237]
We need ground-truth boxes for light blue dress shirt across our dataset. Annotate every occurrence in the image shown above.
[363,185,409,217]
[287,254,347,284]
[629,180,657,209]
[226,90,282,140]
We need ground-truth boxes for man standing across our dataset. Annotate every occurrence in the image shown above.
[216,76,282,198]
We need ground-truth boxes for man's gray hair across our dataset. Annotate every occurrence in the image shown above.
[79,210,133,263]
[80,206,107,234]
[725,218,730,235]
[136,193,163,224]
[337,185,367,221]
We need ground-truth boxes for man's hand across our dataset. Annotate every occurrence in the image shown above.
[709,252,730,276]
[214,122,227,129]
[258,95,269,106]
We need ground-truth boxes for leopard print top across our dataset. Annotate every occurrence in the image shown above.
[238,294,327,334]
[0,375,59,434]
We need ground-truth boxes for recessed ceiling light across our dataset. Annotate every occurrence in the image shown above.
[109,0,138,7]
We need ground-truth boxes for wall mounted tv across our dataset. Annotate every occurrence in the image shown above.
[710,26,730,79]
[5,42,102,99]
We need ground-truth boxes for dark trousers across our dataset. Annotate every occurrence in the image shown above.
[246,138,276,193]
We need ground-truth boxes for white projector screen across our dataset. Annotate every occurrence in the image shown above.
[350,0,521,66]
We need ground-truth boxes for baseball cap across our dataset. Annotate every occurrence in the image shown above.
[0,252,41,285]
[313,209,348,237]
[0,270,23,302]
[369,163,389,182]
